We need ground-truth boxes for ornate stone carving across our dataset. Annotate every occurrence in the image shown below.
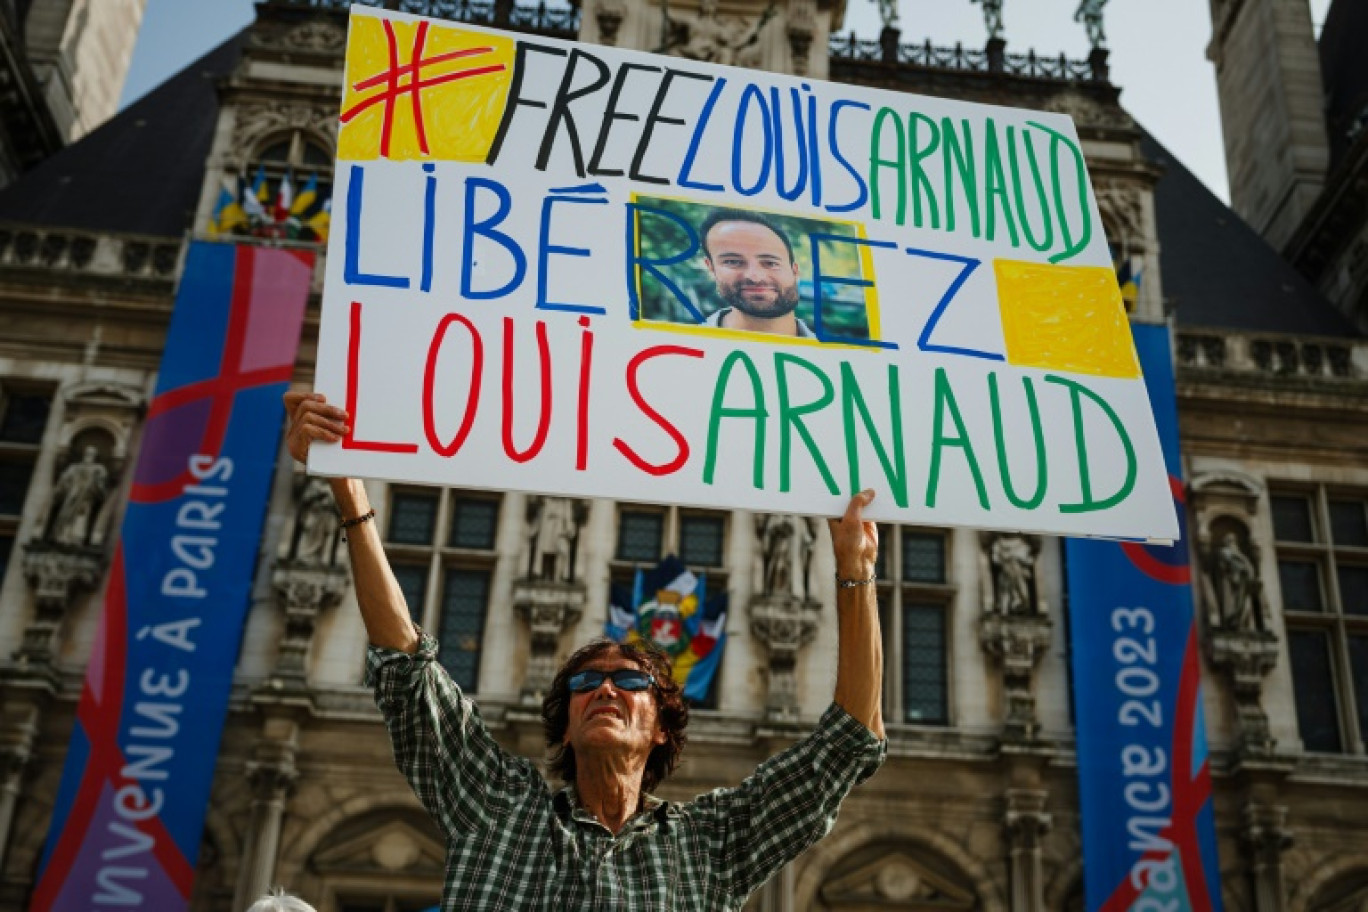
[820,849,976,909]
[18,543,103,666]
[1190,472,1280,756]
[1039,91,1134,131]
[785,0,816,76]
[249,16,347,54]
[755,514,818,599]
[663,0,775,68]
[228,102,337,170]
[270,562,350,684]
[750,590,821,721]
[514,578,586,701]
[1094,181,1146,248]
[978,533,1051,741]
[524,495,589,583]
[595,0,627,46]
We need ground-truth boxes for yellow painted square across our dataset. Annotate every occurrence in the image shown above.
[338,13,515,162]
[995,259,1141,378]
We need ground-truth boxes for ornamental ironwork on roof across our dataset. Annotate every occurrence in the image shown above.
[828,32,1107,86]
[268,0,580,39]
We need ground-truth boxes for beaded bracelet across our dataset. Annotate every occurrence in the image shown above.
[835,573,876,588]
[339,508,376,542]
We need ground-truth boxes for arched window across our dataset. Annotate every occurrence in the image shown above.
[211,131,335,243]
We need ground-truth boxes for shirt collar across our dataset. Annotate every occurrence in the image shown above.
[554,785,672,828]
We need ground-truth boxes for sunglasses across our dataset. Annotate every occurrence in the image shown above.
[568,669,656,694]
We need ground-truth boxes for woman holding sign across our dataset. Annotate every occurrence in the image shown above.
[283,390,886,911]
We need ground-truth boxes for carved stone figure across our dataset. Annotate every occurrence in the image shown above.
[970,0,1004,40]
[756,513,795,595]
[1074,0,1108,48]
[665,0,775,68]
[1212,532,1263,632]
[873,0,898,29]
[45,446,109,547]
[989,535,1037,615]
[525,496,587,583]
[288,476,339,564]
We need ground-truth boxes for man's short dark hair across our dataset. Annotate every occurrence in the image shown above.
[699,208,796,263]
[543,638,689,793]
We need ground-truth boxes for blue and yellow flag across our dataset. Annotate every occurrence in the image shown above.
[207,177,246,236]
[606,555,727,701]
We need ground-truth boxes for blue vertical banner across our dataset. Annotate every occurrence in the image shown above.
[32,242,314,910]
[1066,322,1223,912]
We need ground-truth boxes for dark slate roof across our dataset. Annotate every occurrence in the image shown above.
[1140,132,1359,338]
[0,30,246,238]
[1320,0,1368,169]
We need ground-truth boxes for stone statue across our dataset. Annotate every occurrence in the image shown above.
[1074,0,1108,48]
[756,513,795,595]
[873,0,898,29]
[664,0,776,68]
[526,496,585,582]
[989,534,1037,615]
[1212,532,1263,632]
[289,476,339,564]
[970,0,1004,40]
[45,446,109,547]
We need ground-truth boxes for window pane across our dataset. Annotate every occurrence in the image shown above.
[874,525,891,581]
[617,511,663,563]
[1271,495,1316,542]
[1278,560,1324,612]
[1337,565,1368,616]
[0,461,35,515]
[0,534,13,581]
[449,497,498,549]
[391,563,428,624]
[0,393,50,443]
[438,568,490,691]
[389,491,438,545]
[1329,499,1368,548]
[903,602,947,724]
[902,533,945,583]
[680,515,724,567]
[1348,636,1368,751]
[1288,630,1343,752]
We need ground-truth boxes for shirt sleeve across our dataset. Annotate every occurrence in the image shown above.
[695,702,886,902]
[366,631,536,838]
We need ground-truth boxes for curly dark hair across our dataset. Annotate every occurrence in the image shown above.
[543,638,689,793]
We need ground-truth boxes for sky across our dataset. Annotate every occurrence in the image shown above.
[119,0,1336,205]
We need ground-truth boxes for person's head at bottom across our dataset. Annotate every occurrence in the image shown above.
[245,888,316,912]
[543,638,689,797]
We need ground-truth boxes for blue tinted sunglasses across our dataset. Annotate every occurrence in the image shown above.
[568,669,655,694]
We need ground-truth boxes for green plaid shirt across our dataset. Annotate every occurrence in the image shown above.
[367,633,886,911]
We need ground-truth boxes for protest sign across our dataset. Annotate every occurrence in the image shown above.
[311,4,1179,542]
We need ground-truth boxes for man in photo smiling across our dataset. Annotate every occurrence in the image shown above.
[700,208,816,338]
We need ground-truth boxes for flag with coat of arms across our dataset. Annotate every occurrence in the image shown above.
[606,556,727,702]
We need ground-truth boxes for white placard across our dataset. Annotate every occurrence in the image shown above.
[311,4,1179,542]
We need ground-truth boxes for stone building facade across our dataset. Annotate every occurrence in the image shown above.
[0,1,1363,910]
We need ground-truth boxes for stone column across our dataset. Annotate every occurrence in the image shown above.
[759,861,795,912]
[1242,803,1292,912]
[232,759,298,909]
[0,747,28,870]
[1004,789,1051,912]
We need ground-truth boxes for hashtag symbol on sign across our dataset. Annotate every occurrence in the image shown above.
[340,19,507,158]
